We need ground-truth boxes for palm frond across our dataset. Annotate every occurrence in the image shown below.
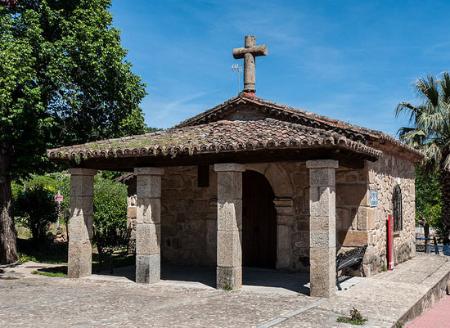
[416,76,440,107]
[440,72,450,104]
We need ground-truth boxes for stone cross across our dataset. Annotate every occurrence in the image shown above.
[233,35,268,94]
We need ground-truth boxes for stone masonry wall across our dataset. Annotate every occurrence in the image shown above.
[123,156,415,275]
[364,153,416,275]
[160,166,217,266]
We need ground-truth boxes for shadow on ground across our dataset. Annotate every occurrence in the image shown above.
[99,264,310,294]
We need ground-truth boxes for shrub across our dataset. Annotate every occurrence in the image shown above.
[93,175,129,268]
[14,179,58,243]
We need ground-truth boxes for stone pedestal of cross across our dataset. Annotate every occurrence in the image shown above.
[233,35,268,94]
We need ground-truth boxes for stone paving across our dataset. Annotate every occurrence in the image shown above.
[0,254,448,328]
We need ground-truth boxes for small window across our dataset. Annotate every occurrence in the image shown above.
[197,165,209,187]
[393,185,403,232]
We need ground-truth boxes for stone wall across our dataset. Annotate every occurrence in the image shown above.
[160,166,217,266]
[123,155,416,275]
[336,167,370,251]
[364,153,416,275]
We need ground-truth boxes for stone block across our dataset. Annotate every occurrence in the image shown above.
[306,160,339,169]
[277,215,295,225]
[309,247,336,297]
[277,225,291,250]
[214,163,245,172]
[217,230,241,267]
[310,230,336,248]
[137,175,161,198]
[310,215,332,231]
[273,198,294,208]
[310,187,335,217]
[134,167,164,176]
[70,175,95,197]
[217,266,242,290]
[217,171,242,200]
[357,207,376,231]
[277,225,291,269]
[217,200,242,231]
[136,254,160,283]
[136,223,160,255]
[336,184,368,206]
[70,196,94,216]
[340,230,368,247]
[309,169,336,187]
[68,214,93,242]
[136,198,161,224]
[68,240,92,278]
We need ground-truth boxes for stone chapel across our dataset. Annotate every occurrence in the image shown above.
[48,36,422,298]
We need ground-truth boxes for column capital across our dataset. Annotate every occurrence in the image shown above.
[134,167,164,176]
[214,163,245,172]
[69,168,97,176]
[306,160,339,169]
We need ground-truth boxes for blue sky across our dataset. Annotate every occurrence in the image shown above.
[111,0,450,135]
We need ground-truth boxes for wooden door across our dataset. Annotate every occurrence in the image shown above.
[242,170,277,268]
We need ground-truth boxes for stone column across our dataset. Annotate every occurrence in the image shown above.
[306,160,338,298]
[134,167,164,283]
[68,168,97,278]
[214,163,245,290]
[274,198,294,270]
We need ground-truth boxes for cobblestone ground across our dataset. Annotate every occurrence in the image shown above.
[0,277,316,328]
[0,255,449,328]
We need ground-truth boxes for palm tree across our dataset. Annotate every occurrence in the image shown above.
[396,73,450,242]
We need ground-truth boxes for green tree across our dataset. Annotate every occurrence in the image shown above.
[0,0,146,264]
[415,167,442,229]
[396,73,450,241]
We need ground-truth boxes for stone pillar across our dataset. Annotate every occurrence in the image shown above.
[134,167,164,283]
[306,160,338,298]
[214,163,245,290]
[274,198,294,270]
[68,168,97,278]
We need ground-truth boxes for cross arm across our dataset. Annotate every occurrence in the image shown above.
[232,45,268,59]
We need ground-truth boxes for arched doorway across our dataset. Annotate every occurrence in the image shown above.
[242,170,277,268]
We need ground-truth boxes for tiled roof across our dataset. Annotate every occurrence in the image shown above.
[47,118,381,161]
[176,95,423,159]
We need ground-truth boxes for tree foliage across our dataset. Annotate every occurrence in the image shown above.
[93,174,128,253]
[0,0,146,263]
[397,73,450,239]
[415,167,442,228]
[13,172,128,248]
[396,73,450,171]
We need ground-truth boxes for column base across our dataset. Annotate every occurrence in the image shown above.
[217,266,242,290]
[136,254,160,283]
[68,240,92,278]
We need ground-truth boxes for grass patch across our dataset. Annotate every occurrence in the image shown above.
[337,308,367,326]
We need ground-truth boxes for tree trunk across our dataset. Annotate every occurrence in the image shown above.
[0,150,18,264]
[440,168,450,244]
